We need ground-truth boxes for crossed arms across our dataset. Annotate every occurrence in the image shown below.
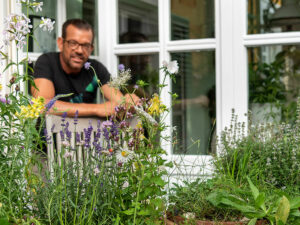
[32,78,139,117]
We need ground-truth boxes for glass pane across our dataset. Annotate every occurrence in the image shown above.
[23,0,57,52]
[118,0,158,43]
[171,0,215,40]
[248,45,300,124]
[171,51,216,155]
[248,0,300,34]
[118,54,159,98]
[66,0,99,55]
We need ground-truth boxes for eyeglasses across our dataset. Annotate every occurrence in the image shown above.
[63,39,93,52]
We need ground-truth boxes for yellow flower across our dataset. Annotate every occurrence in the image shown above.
[136,121,143,129]
[16,96,45,119]
[0,202,2,208]
[148,94,166,116]
[0,84,2,91]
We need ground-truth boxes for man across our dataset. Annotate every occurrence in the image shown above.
[32,18,138,117]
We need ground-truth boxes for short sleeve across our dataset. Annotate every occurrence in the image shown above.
[93,61,111,86]
[33,53,54,81]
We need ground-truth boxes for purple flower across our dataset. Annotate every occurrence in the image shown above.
[61,112,67,125]
[44,128,52,144]
[0,97,10,104]
[101,120,113,129]
[118,64,125,71]
[84,125,93,148]
[84,62,91,70]
[45,98,56,111]
[74,110,79,125]
[134,84,139,89]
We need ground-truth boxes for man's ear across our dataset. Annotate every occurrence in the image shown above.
[57,37,63,51]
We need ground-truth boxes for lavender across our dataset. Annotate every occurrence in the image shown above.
[74,110,79,125]
[65,122,72,141]
[84,125,93,148]
[43,128,52,144]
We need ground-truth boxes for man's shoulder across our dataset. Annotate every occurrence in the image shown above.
[37,52,59,61]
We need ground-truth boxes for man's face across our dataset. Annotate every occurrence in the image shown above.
[58,25,93,74]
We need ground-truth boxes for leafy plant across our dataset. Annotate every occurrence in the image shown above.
[207,177,300,225]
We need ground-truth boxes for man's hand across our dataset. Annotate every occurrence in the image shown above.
[124,93,140,106]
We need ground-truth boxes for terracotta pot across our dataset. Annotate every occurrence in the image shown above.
[166,215,268,225]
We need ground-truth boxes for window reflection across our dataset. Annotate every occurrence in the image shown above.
[248,45,300,124]
[248,0,300,34]
[66,0,99,55]
[171,0,214,40]
[23,0,57,52]
[118,54,159,98]
[118,0,158,43]
[171,51,216,155]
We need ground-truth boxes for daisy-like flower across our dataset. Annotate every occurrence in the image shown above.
[39,17,55,32]
[163,60,179,74]
[116,147,134,164]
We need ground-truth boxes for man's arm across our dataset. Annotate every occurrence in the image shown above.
[32,78,118,117]
[101,84,141,107]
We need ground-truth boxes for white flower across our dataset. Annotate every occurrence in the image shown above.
[122,181,129,188]
[94,167,100,175]
[62,140,70,147]
[164,60,179,74]
[63,151,72,159]
[33,2,43,12]
[39,17,55,32]
[109,69,131,89]
[116,147,134,164]
[3,13,32,49]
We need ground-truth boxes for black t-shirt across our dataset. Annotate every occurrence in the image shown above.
[33,52,110,103]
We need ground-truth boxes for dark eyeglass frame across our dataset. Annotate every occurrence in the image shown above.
[63,39,93,52]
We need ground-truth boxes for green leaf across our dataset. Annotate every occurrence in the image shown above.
[0,217,10,225]
[248,218,257,225]
[255,192,266,210]
[290,197,300,209]
[247,177,259,200]
[275,196,290,225]
[153,176,165,186]
[122,208,135,215]
[137,209,151,215]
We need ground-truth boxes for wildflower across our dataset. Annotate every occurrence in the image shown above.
[84,62,91,70]
[101,120,113,129]
[63,151,72,159]
[15,96,45,119]
[134,84,139,89]
[62,140,70,148]
[94,167,100,175]
[116,147,134,163]
[118,64,125,71]
[148,94,166,116]
[0,97,10,104]
[163,60,179,74]
[0,202,2,208]
[109,68,131,89]
[74,110,79,125]
[0,84,2,91]
[3,13,32,49]
[108,148,113,153]
[39,17,55,32]
[33,2,43,12]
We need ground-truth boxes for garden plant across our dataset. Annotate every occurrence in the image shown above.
[0,0,178,224]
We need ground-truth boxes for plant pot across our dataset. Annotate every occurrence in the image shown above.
[166,214,268,225]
